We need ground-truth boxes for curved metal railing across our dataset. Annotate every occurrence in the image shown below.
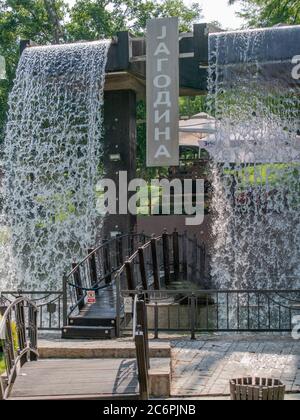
[0,297,38,400]
[63,230,207,329]
[114,231,207,336]
[64,233,150,319]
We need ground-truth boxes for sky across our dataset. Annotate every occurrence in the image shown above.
[66,0,245,30]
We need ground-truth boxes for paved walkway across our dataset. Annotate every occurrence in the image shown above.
[171,335,300,396]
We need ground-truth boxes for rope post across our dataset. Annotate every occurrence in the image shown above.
[138,246,148,291]
[154,302,159,339]
[103,238,112,285]
[88,249,98,294]
[135,326,149,400]
[115,273,121,338]
[125,260,135,292]
[62,275,68,327]
[162,229,170,285]
[182,230,188,278]
[136,300,150,370]
[173,228,180,281]
[72,263,84,310]
[190,294,196,340]
[151,236,160,290]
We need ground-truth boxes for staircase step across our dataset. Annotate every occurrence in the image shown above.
[69,316,116,328]
[62,326,115,340]
[38,339,171,359]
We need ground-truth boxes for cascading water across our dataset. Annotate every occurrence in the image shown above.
[0,40,110,290]
[207,27,300,290]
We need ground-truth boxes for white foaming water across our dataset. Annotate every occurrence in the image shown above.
[0,40,110,290]
[208,27,300,289]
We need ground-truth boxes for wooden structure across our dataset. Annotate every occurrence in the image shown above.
[1,296,150,400]
[102,25,209,237]
[230,377,286,401]
[0,297,38,400]
[63,230,206,339]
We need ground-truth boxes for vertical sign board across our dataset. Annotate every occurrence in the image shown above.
[87,290,96,304]
[146,18,179,167]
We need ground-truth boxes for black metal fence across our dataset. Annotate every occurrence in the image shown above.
[64,233,150,319]
[0,291,64,331]
[119,289,300,338]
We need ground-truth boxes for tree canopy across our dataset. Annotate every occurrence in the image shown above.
[0,0,202,143]
[229,0,300,28]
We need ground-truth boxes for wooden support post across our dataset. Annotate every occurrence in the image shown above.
[62,275,68,327]
[135,328,149,400]
[190,294,196,340]
[182,230,188,279]
[151,238,160,290]
[15,303,27,367]
[173,229,180,281]
[88,249,98,292]
[103,240,112,285]
[125,261,135,291]
[192,234,197,279]
[72,263,84,310]
[116,235,122,267]
[162,230,171,286]
[138,247,148,291]
[102,90,137,237]
[200,242,206,283]
[29,307,38,362]
[136,300,150,369]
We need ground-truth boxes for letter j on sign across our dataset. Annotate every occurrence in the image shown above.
[146,18,179,167]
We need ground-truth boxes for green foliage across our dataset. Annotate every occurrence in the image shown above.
[0,313,18,374]
[0,0,202,144]
[0,352,5,374]
[229,0,300,28]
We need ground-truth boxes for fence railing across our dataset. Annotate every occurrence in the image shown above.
[64,233,150,320]
[0,297,38,400]
[65,230,207,325]
[0,291,64,331]
[114,231,207,336]
[119,289,300,338]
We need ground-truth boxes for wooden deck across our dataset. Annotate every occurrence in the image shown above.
[8,359,139,400]
[63,286,120,339]
[77,286,118,320]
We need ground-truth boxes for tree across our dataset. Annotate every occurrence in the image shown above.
[66,0,202,42]
[0,0,203,144]
[228,0,300,27]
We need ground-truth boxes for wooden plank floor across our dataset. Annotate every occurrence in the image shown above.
[9,359,139,400]
[77,285,118,320]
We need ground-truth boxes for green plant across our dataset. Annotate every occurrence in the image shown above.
[0,314,18,375]
[0,352,5,375]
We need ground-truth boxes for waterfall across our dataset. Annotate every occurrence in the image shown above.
[207,27,300,289]
[0,40,110,290]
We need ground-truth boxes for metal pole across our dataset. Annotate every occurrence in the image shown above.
[191,294,196,340]
[62,275,68,327]
[154,302,159,339]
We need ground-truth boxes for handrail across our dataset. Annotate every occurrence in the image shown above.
[64,233,150,320]
[63,230,207,328]
[66,233,149,281]
[0,296,38,400]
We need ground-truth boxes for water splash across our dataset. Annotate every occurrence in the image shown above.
[0,40,110,290]
[208,27,300,289]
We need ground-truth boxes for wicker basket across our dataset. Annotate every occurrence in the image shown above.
[230,377,285,400]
